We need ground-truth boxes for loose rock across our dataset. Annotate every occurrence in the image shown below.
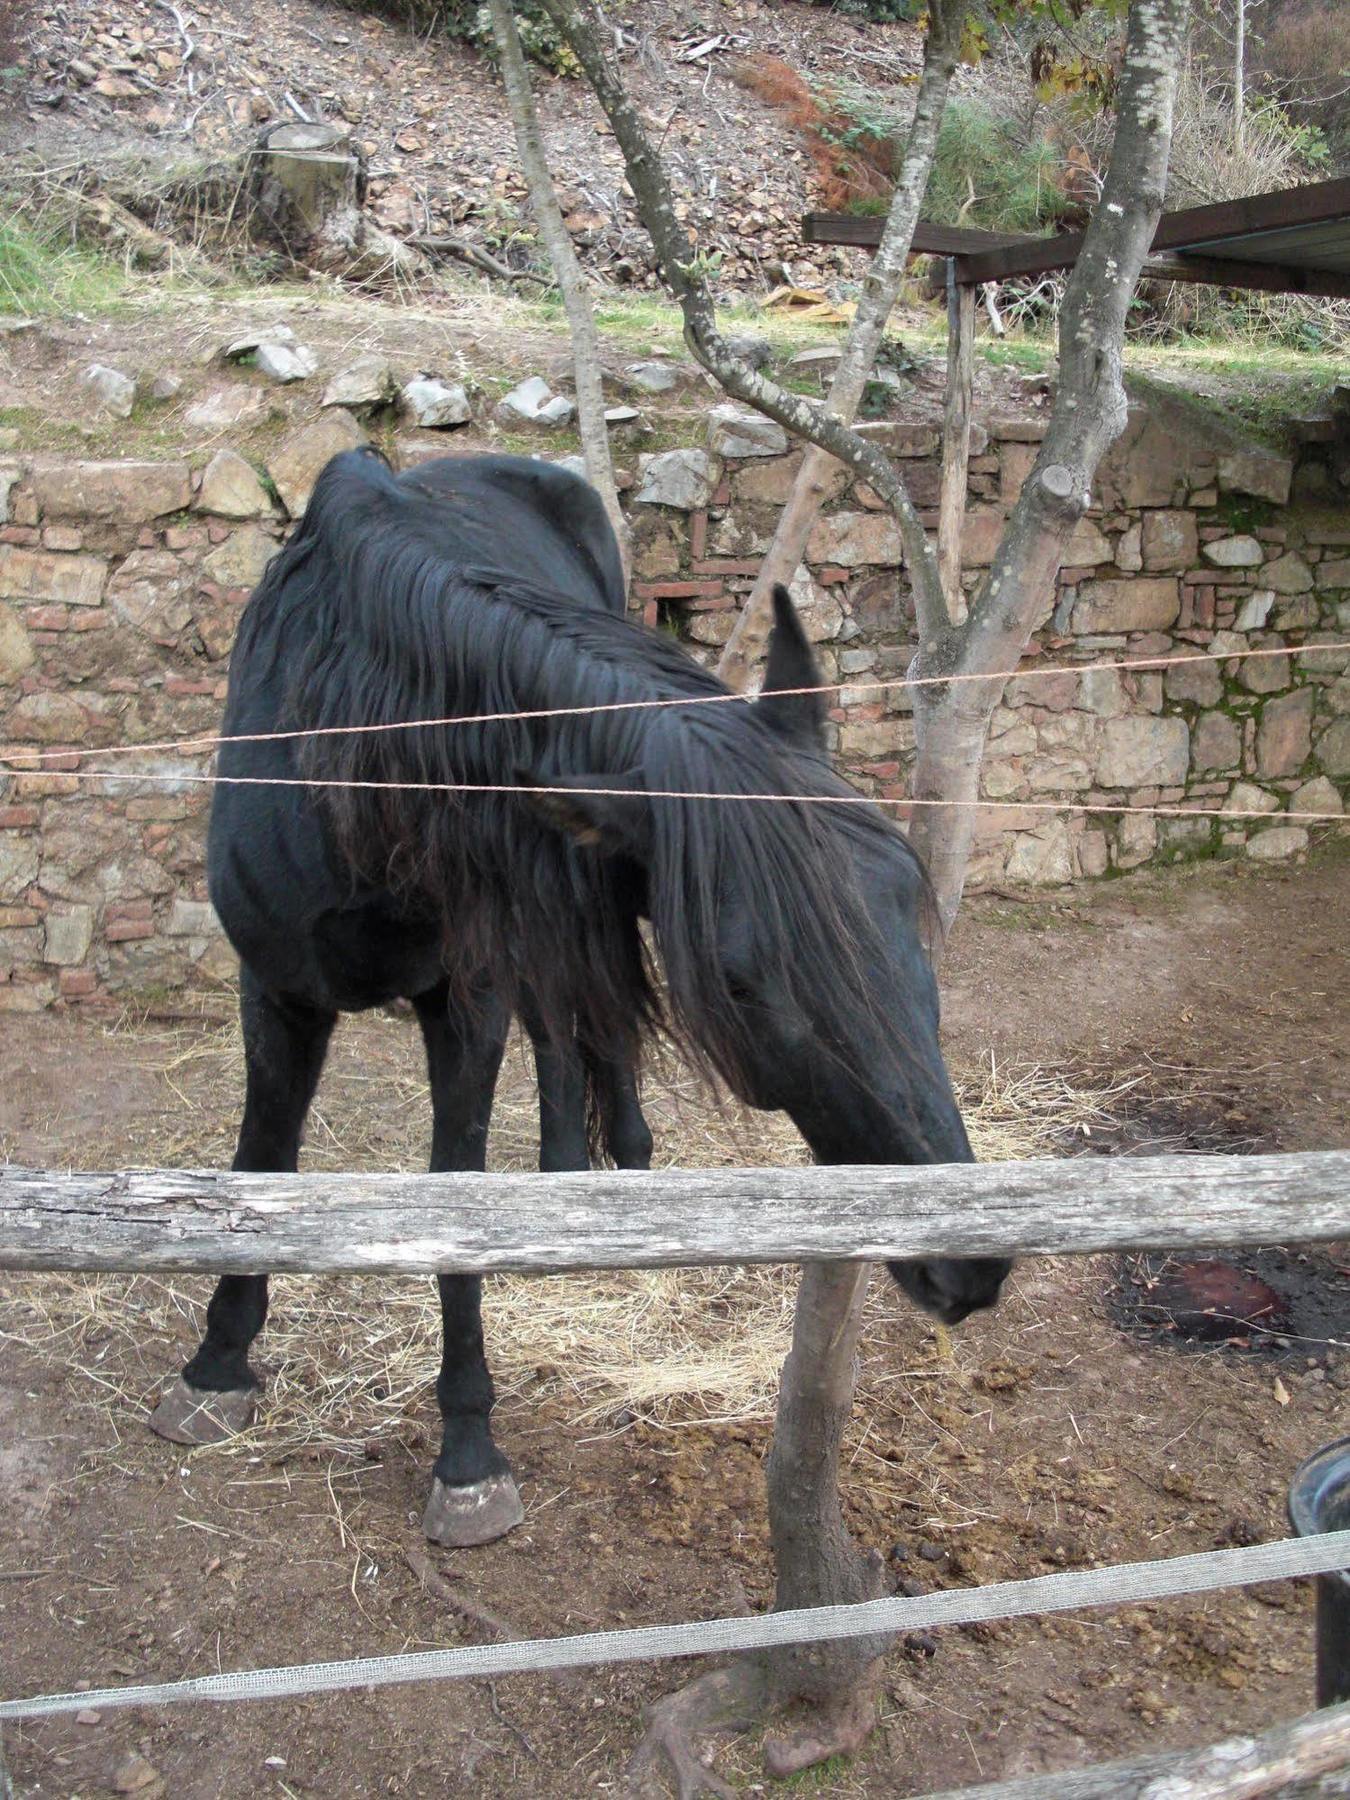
[708,404,789,458]
[401,377,471,429]
[633,448,717,511]
[497,375,574,428]
[79,363,136,419]
[322,355,396,412]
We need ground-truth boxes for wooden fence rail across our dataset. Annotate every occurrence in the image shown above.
[0,1151,1347,1276]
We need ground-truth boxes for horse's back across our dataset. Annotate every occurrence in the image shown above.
[395,453,626,615]
[207,451,624,1011]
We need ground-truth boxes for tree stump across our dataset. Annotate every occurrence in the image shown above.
[250,122,366,251]
[248,122,424,283]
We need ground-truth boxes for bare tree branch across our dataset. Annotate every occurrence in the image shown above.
[536,0,962,678]
[487,0,629,577]
[715,0,965,684]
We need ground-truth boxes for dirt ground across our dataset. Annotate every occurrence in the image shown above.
[1,852,1348,1799]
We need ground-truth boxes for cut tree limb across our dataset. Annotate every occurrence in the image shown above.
[409,234,552,285]
[906,0,1192,937]
[915,1699,1350,1799]
[2,1152,1345,1275]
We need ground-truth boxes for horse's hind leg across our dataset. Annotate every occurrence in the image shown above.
[521,994,591,1174]
[149,970,335,1446]
[414,981,523,1547]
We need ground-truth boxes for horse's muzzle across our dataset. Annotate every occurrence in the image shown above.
[887,1255,1013,1325]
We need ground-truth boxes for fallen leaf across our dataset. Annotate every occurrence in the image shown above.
[1272,1376,1290,1406]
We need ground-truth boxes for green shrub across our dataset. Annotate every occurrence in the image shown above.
[333,0,578,74]
[923,98,1077,234]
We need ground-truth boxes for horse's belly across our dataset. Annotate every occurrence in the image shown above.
[208,790,446,1012]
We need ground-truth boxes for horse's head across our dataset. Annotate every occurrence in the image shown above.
[529,587,1010,1328]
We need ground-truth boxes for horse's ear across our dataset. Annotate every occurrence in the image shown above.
[518,770,652,863]
[758,584,827,752]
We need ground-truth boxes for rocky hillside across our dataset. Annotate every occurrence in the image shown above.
[7,0,932,295]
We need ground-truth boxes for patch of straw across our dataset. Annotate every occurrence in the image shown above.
[3,1008,1146,1455]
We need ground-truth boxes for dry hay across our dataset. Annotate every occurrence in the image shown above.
[0,1004,1148,1463]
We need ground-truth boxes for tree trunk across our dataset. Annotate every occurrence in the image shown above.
[540,0,1193,1780]
[713,0,964,688]
[487,0,630,583]
[908,0,1191,933]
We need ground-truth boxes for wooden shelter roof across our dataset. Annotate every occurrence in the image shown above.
[802,176,1350,299]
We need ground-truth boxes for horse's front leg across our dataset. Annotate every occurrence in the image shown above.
[414,981,522,1547]
[585,1047,654,1170]
[150,969,335,1445]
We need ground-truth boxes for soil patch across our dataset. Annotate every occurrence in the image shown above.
[1,854,1348,1798]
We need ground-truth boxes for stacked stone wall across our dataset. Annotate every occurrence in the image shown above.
[0,396,1346,1008]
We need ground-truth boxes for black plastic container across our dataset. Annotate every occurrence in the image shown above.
[1288,1434,1350,1707]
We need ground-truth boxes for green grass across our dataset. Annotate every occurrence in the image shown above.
[0,214,141,317]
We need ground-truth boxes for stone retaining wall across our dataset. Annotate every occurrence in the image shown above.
[0,393,1346,1008]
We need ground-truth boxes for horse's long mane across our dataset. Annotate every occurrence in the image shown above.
[240,450,924,1091]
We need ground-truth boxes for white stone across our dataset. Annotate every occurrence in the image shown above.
[401,378,471,429]
[223,324,299,358]
[268,410,368,517]
[624,361,679,394]
[1290,776,1342,816]
[1004,822,1074,885]
[634,448,717,511]
[0,602,35,681]
[707,406,789,459]
[322,355,395,410]
[166,898,222,936]
[1063,518,1112,565]
[80,364,135,419]
[1202,535,1263,568]
[497,375,574,428]
[255,340,318,384]
[1114,521,1142,572]
[1218,445,1293,506]
[1261,552,1313,595]
[1235,589,1274,631]
[43,905,94,966]
[1078,667,1127,718]
[1245,826,1308,860]
[1223,781,1280,815]
[184,387,269,432]
[0,835,39,901]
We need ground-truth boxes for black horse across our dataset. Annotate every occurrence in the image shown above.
[150,449,1008,1547]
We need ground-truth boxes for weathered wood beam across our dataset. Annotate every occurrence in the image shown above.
[915,1699,1350,1799]
[1138,252,1350,299]
[803,179,1350,301]
[937,261,975,624]
[801,212,1027,255]
[953,175,1350,286]
[0,1152,1346,1277]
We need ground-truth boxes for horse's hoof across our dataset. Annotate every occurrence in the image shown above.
[423,1473,524,1547]
[147,1378,258,1446]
